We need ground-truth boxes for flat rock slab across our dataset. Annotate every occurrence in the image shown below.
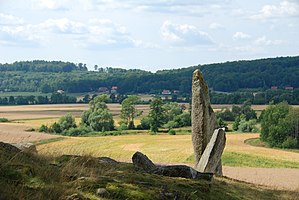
[132,151,213,182]
[195,129,226,174]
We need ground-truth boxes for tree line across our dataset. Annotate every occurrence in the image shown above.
[0,56,298,100]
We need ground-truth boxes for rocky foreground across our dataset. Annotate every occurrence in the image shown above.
[0,142,298,200]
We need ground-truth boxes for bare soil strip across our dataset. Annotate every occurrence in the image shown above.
[0,123,58,143]
[223,166,299,191]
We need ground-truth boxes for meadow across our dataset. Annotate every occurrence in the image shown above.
[1,103,299,191]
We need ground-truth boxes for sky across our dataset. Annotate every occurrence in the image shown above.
[0,0,298,71]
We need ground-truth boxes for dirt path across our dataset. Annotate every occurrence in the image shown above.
[223,166,299,191]
[0,123,58,143]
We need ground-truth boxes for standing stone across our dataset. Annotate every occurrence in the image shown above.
[195,128,226,174]
[191,69,217,163]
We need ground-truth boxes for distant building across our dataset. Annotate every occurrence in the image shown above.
[271,86,278,90]
[173,90,179,94]
[111,86,118,94]
[162,90,171,95]
[98,87,109,93]
[285,86,294,90]
[57,89,64,94]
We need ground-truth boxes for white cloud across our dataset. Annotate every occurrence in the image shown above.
[0,25,41,47]
[251,0,299,20]
[233,32,251,40]
[209,23,224,30]
[0,13,24,25]
[161,20,214,46]
[253,36,283,46]
[32,0,72,10]
[40,18,86,34]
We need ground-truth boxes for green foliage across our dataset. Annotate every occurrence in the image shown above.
[238,118,257,133]
[148,97,165,133]
[39,124,48,132]
[58,114,77,131]
[81,94,115,132]
[261,102,299,148]
[233,116,241,131]
[120,95,142,129]
[217,118,228,131]
[137,117,151,130]
[0,118,8,122]
[216,108,235,121]
[163,120,179,130]
[63,126,92,136]
[162,102,182,122]
[1,57,299,105]
[168,129,176,135]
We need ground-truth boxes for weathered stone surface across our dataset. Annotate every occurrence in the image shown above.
[195,128,226,175]
[97,157,119,165]
[132,152,213,181]
[152,165,213,181]
[192,69,217,163]
[96,188,110,198]
[132,151,156,172]
[0,142,21,154]
[11,143,37,153]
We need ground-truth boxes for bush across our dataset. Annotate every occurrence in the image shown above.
[138,117,151,130]
[168,129,176,135]
[118,123,128,131]
[238,119,257,133]
[216,109,234,121]
[281,137,298,149]
[63,126,92,136]
[39,124,48,132]
[0,118,8,122]
[163,120,179,130]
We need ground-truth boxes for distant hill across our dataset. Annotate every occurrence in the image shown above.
[0,56,298,94]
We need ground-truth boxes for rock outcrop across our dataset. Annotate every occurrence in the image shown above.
[10,143,37,153]
[195,128,226,175]
[132,151,213,181]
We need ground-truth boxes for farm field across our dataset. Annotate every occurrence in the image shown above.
[1,104,299,191]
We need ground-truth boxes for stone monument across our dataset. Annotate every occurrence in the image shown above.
[192,69,225,176]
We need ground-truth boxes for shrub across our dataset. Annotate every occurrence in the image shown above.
[281,137,298,149]
[39,124,48,132]
[216,108,235,121]
[168,129,176,135]
[238,119,257,133]
[0,118,9,122]
[63,126,92,136]
[138,117,151,130]
[118,123,128,131]
[163,120,179,130]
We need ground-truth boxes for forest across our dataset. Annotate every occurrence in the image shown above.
[0,56,298,102]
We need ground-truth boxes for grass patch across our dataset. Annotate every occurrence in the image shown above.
[222,151,299,168]
[245,138,267,147]
[34,137,66,146]
[245,138,299,153]
[0,145,298,200]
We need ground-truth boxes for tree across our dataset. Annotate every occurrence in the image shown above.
[148,97,165,133]
[58,114,77,131]
[120,95,142,129]
[260,102,298,148]
[81,94,114,132]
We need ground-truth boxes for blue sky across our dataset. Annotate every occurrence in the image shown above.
[0,0,298,71]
